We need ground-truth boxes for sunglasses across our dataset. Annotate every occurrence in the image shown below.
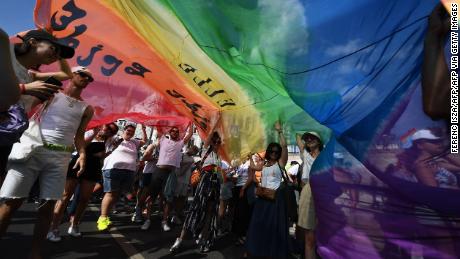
[269,149,281,154]
[170,129,179,133]
[77,72,94,82]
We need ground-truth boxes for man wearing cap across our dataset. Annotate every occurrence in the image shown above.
[296,131,323,259]
[1,29,76,188]
[0,66,94,258]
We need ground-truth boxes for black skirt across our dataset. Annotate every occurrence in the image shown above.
[246,186,290,258]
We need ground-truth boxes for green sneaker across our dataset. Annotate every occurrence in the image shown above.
[97,216,112,231]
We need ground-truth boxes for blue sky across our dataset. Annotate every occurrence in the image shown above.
[0,0,36,36]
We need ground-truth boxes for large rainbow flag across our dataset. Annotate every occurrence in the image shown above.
[33,0,460,258]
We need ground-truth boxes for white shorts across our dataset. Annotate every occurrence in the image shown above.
[0,147,71,200]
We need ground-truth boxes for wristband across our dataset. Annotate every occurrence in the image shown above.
[19,83,26,94]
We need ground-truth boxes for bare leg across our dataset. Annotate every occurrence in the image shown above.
[101,191,119,218]
[30,200,56,259]
[50,179,78,230]
[305,229,316,259]
[71,180,95,226]
[0,198,24,237]
[93,182,103,194]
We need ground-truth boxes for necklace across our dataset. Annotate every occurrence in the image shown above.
[64,95,79,108]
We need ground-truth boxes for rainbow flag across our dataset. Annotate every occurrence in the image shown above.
[33,1,460,258]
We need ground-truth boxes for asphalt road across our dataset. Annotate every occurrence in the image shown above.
[0,200,246,259]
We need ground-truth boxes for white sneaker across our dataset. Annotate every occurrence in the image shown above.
[47,230,61,242]
[170,238,182,252]
[67,225,81,237]
[171,216,182,225]
[162,221,171,232]
[196,233,202,245]
[141,219,151,230]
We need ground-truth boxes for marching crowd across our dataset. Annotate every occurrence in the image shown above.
[0,28,323,259]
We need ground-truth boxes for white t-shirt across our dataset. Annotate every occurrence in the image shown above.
[157,136,184,168]
[300,150,316,182]
[103,139,141,171]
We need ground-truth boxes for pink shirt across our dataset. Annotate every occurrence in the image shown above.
[157,136,184,168]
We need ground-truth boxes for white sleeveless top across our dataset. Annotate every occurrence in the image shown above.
[40,92,88,146]
[261,163,283,190]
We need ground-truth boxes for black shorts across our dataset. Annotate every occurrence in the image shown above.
[139,173,153,188]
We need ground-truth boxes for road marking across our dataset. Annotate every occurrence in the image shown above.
[88,205,145,259]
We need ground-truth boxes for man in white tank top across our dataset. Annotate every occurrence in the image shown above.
[0,66,94,256]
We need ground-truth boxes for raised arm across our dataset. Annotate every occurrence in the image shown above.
[275,121,288,167]
[139,124,147,146]
[73,106,95,176]
[31,59,73,81]
[204,113,221,148]
[183,123,194,144]
[296,133,305,154]
[141,143,156,162]
[421,3,451,120]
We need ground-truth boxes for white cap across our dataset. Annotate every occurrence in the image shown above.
[411,129,440,141]
[71,66,93,77]
[306,131,321,141]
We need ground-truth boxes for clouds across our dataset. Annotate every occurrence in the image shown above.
[255,0,309,59]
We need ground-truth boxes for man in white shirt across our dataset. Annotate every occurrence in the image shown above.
[134,125,193,231]
[0,66,93,258]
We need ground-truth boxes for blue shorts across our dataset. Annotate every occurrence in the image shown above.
[102,168,134,193]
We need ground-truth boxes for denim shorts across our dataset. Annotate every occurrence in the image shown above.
[102,168,134,193]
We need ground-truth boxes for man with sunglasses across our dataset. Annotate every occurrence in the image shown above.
[133,124,194,231]
[0,65,94,257]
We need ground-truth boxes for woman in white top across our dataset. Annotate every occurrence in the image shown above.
[97,124,147,231]
[296,131,323,259]
[246,121,289,259]
[171,121,223,253]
